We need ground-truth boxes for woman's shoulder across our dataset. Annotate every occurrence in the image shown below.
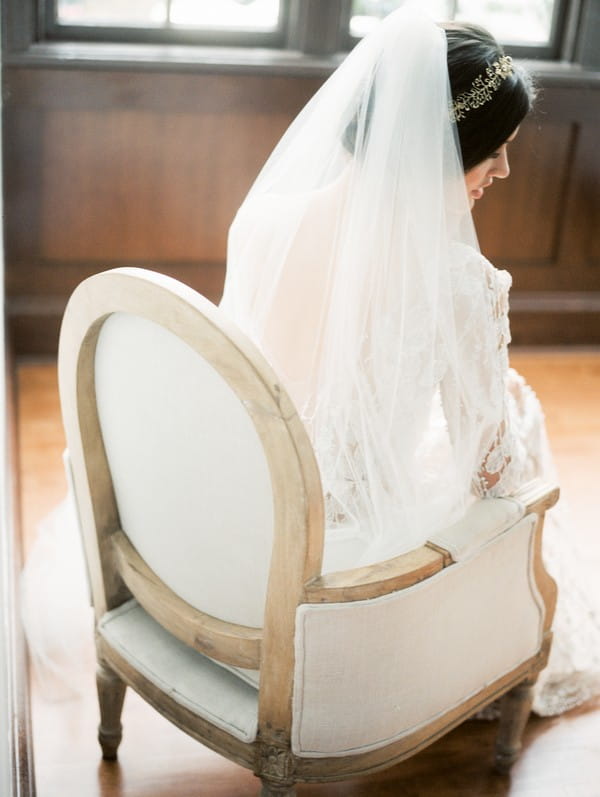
[449,243,512,294]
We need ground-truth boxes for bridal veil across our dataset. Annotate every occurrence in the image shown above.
[221,6,519,561]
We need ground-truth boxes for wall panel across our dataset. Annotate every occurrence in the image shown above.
[3,68,322,352]
[39,108,289,261]
[2,65,600,354]
[474,121,575,266]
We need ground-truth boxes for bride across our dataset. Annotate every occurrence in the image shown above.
[219,4,600,715]
[22,3,600,718]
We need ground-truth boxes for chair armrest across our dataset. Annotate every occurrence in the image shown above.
[304,479,559,604]
[304,544,450,603]
[511,478,559,515]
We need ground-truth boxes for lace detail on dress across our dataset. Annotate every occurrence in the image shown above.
[475,261,522,496]
[444,248,526,499]
[499,363,600,715]
[473,420,514,494]
[459,257,600,715]
[534,507,600,715]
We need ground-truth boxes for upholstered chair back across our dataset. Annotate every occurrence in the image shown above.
[94,311,274,627]
[59,268,324,664]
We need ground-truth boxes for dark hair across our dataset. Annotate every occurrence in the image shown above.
[342,22,535,171]
[443,22,536,171]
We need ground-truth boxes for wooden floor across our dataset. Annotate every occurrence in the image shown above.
[16,351,600,797]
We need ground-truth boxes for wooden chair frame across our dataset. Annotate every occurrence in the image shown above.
[58,268,558,796]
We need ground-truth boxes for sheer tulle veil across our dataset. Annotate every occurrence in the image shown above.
[222,4,507,562]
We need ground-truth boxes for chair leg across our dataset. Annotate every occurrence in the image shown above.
[259,779,296,796]
[494,677,536,773]
[96,660,127,760]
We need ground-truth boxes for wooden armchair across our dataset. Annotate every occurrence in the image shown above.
[58,268,558,796]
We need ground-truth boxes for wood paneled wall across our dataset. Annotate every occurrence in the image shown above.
[3,65,600,354]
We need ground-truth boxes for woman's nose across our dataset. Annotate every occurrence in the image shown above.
[492,148,510,179]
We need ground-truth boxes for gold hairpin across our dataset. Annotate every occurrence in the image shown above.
[450,55,514,122]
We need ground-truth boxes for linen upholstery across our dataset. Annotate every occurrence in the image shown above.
[98,600,259,742]
[94,312,274,628]
[292,514,541,756]
[427,496,524,561]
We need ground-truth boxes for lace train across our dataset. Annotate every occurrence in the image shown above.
[20,499,94,700]
[507,368,600,715]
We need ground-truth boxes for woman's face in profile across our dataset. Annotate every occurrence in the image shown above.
[464,127,519,208]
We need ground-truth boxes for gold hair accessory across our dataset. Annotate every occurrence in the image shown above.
[450,55,514,122]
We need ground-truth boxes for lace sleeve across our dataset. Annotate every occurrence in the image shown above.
[441,248,526,498]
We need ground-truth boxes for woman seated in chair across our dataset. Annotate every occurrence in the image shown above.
[219,5,600,715]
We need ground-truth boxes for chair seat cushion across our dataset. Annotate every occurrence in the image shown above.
[98,600,259,743]
[321,497,524,573]
[427,496,524,561]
